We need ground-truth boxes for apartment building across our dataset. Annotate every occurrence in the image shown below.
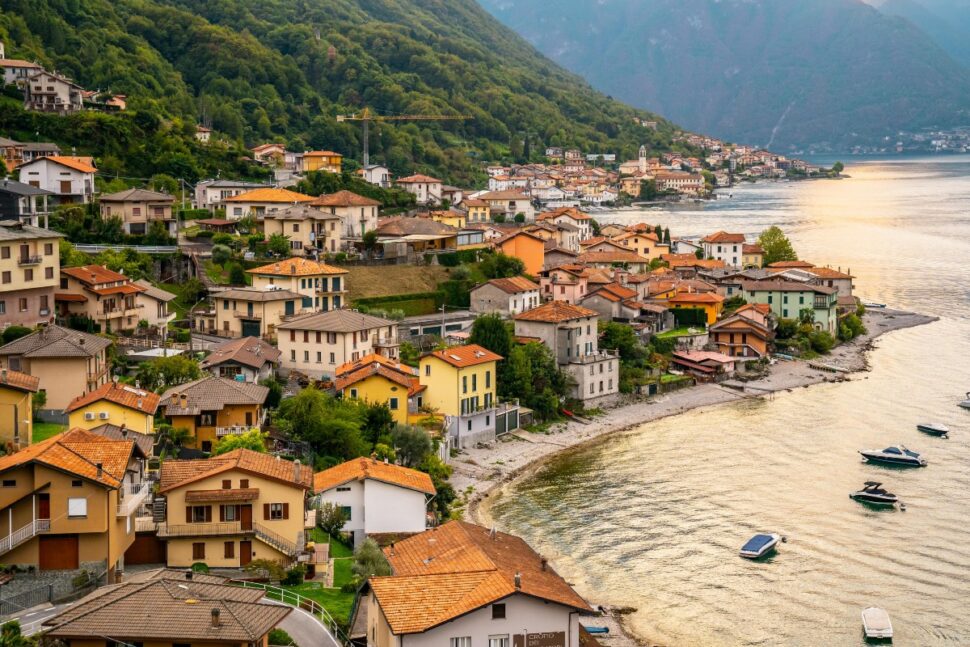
[159,376,269,452]
[247,257,348,313]
[259,204,343,255]
[17,155,96,204]
[277,310,399,380]
[0,219,62,327]
[309,190,381,240]
[213,286,305,339]
[99,188,176,235]
[57,264,147,333]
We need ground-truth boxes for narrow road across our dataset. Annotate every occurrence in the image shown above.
[265,599,341,647]
[7,601,71,635]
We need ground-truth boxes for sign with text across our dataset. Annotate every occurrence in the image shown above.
[526,632,566,647]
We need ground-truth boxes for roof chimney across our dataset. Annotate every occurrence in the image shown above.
[389,542,395,556]
[293,459,302,483]
[120,425,128,439]
[541,557,548,571]
[514,572,522,590]
[211,608,221,627]
[96,463,103,479]
[179,394,188,408]
[186,571,193,580]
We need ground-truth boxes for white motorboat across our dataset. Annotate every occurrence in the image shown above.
[959,392,970,410]
[739,533,781,559]
[859,445,927,467]
[849,482,898,506]
[916,422,950,437]
[862,607,893,640]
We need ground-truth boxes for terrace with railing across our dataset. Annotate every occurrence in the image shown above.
[116,481,152,517]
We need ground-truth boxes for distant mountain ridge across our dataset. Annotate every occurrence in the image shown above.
[874,0,970,67]
[479,0,970,150]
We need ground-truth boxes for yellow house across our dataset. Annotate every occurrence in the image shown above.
[214,286,306,339]
[0,428,148,582]
[301,150,343,174]
[0,368,39,450]
[159,376,269,453]
[463,198,491,223]
[667,291,725,325]
[429,210,466,229]
[335,354,426,426]
[65,381,160,435]
[742,243,765,269]
[247,257,349,313]
[157,448,312,568]
[418,344,501,419]
[613,231,666,260]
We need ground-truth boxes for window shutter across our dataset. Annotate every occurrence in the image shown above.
[205,506,212,522]
[219,506,225,522]
[290,330,295,342]
[282,503,289,520]
[186,506,192,523]
[263,503,270,519]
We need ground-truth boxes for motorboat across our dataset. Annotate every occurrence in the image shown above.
[862,607,893,640]
[850,482,898,506]
[916,422,950,437]
[862,301,887,309]
[859,445,927,467]
[959,392,970,410]
[739,533,781,559]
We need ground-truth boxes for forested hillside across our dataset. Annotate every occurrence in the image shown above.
[0,0,687,185]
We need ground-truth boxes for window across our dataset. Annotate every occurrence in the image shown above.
[1,479,16,487]
[425,365,431,376]
[349,388,358,399]
[336,486,351,492]
[45,266,53,279]
[389,397,399,410]
[0,246,7,259]
[329,353,335,364]
[269,503,285,520]
[291,350,296,361]
[222,479,231,489]
[224,541,235,558]
[191,506,209,523]
[71,479,82,487]
[489,636,509,647]
[451,639,472,647]
[316,351,322,363]
[472,374,477,391]
[491,604,506,619]
[467,419,472,432]
[68,497,87,518]
[462,376,468,394]
[0,301,4,315]
[222,505,238,522]
[340,505,352,520]
[1,271,10,284]
[192,543,205,560]
[240,479,249,489]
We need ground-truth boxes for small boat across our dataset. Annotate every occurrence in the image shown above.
[850,482,898,506]
[959,393,970,410]
[739,533,781,559]
[582,626,610,635]
[916,422,950,437]
[859,445,927,467]
[862,607,893,640]
[862,301,887,309]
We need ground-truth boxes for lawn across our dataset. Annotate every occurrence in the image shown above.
[33,422,67,442]
[655,326,702,339]
[661,373,693,384]
[284,582,355,626]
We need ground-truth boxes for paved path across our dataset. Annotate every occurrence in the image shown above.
[265,598,341,647]
[8,601,71,635]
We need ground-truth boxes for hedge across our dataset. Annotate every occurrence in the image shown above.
[436,250,479,267]
[354,291,446,317]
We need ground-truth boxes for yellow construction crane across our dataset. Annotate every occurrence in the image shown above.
[336,107,472,167]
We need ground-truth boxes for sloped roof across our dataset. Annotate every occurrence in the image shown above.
[0,368,40,393]
[741,243,764,254]
[334,354,422,396]
[397,174,442,184]
[314,457,435,495]
[0,324,111,359]
[370,521,590,634]
[766,260,815,268]
[259,204,340,222]
[65,381,160,415]
[132,279,177,303]
[159,448,312,493]
[479,276,539,294]
[247,257,346,277]
[0,179,54,197]
[376,217,459,237]
[426,344,503,368]
[62,264,134,286]
[668,292,725,304]
[217,287,303,302]
[739,280,837,294]
[578,251,650,264]
[100,188,175,203]
[159,376,269,416]
[476,190,530,200]
[0,428,138,487]
[26,155,97,173]
[277,309,394,333]
[86,423,154,457]
[223,187,314,203]
[701,231,745,244]
[514,301,598,323]
[310,190,381,207]
[199,337,281,371]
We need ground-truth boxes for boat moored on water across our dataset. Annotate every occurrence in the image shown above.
[959,393,970,410]
[739,533,781,559]
[862,607,893,640]
[862,301,887,309]
[859,445,927,467]
[850,482,898,506]
[916,422,950,437]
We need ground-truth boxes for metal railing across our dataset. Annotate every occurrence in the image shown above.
[231,580,348,646]
[252,522,300,557]
[73,244,178,254]
[0,519,51,556]
[16,255,42,266]
[117,481,152,517]
[0,583,53,618]
[156,521,245,538]
[216,426,251,437]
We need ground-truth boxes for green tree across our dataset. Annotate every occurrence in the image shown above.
[136,355,202,391]
[31,389,47,419]
[211,244,232,266]
[513,213,526,223]
[479,253,525,279]
[390,426,432,468]
[1,620,32,647]
[468,313,514,391]
[757,226,798,265]
[267,233,291,257]
[419,452,455,517]
[260,377,283,409]
[227,262,247,286]
[809,330,836,354]
[831,161,845,175]
[276,387,368,463]
[362,230,379,252]
[1,325,33,345]
[362,403,394,445]
[315,501,348,538]
[506,343,567,420]
[639,179,658,200]
[350,538,392,586]
[599,321,648,365]
[399,341,420,367]
[212,428,267,455]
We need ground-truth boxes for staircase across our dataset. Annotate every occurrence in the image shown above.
[253,523,302,558]
[0,519,51,556]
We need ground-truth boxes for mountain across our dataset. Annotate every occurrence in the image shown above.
[478,0,970,150]
[0,0,686,185]
[875,0,970,67]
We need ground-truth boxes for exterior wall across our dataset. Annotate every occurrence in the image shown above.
[667,300,721,325]
[703,241,742,267]
[279,323,397,380]
[742,252,763,268]
[260,216,343,255]
[342,374,413,427]
[710,326,768,358]
[225,200,310,220]
[318,205,379,239]
[742,288,838,334]
[250,273,346,312]
[0,233,59,326]
[0,355,107,411]
[567,356,620,401]
[0,385,32,447]
[317,480,365,534]
[215,296,298,339]
[166,403,262,451]
[57,274,144,333]
[100,200,174,234]
[617,234,663,260]
[362,480,426,535]
[498,236,544,276]
[302,154,342,174]
[470,284,540,317]
[18,160,94,203]
[68,402,154,435]
[400,182,442,206]
[418,356,496,418]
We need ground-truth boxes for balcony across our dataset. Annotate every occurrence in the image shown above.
[0,519,50,556]
[567,349,620,365]
[156,521,247,538]
[373,336,399,348]
[87,366,109,382]
[232,310,261,320]
[17,255,42,266]
[216,425,251,437]
[117,481,152,517]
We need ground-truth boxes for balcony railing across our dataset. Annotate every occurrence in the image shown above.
[117,481,152,517]
[373,336,399,347]
[0,519,50,556]
[216,426,251,437]
[156,521,247,538]
[17,255,42,266]
[87,366,109,382]
[232,310,261,320]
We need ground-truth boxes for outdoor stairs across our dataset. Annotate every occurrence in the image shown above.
[253,523,303,558]
[0,519,50,557]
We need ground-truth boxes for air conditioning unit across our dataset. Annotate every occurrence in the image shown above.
[99,412,110,420]
[83,412,95,421]
[39,309,49,316]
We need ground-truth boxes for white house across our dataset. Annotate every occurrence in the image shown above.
[360,164,391,188]
[354,521,592,647]
[701,231,746,267]
[193,179,272,211]
[23,71,83,114]
[0,58,42,87]
[313,457,435,546]
[17,155,96,204]
[470,276,541,317]
[396,174,442,206]
[277,309,399,379]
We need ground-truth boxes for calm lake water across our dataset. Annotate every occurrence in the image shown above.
[486,157,970,646]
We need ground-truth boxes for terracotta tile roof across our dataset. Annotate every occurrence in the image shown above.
[579,236,606,247]
[742,243,764,254]
[223,187,314,203]
[0,324,111,359]
[303,150,342,157]
[310,190,381,207]
[375,217,458,237]
[397,174,442,184]
[334,358,422,396]
[314,457,435,495]
[514,300,598,322]
[86,423,154,456]
[39,155,97,174]
[766,260,815,268]
[371,521,590,634]
[613,230,660,242]
[495,229,545,246]
[277,309,394,333]
[42,580,290,642]
[247,257,347,276]
[482,276,540,294]
[427,344,503,368]
[200,337,281,371]
[159,448,312,493]
[578,251,650,264]
[335,353,410,377]
[65,381,160,415]
[259,204,340,222]
[184,488,261,503]
[476,190,530,200]
[0,428,137,487]
[0,368,40,393]
[0,59,41,68]
[737,303,772,316]
[159,376,268,416]
[806,266,854,279]
[62,264,132,286]
[539,207,592,221]
[588,283,637,302]
[701,231,746,244]
[668,292,725,304]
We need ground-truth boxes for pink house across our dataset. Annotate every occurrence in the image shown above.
[538,264,589,304]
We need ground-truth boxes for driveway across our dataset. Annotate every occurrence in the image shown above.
[265,598,341,647]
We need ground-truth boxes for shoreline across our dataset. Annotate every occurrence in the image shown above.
[453,307,938,646]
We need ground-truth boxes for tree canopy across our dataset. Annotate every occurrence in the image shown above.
[212,428,267,455]
[757,226,798,265]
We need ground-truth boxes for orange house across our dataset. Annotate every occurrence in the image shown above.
[496,231,545,276]
[667,291,724,325]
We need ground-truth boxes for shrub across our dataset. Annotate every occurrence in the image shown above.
[211,244,232,265]
[228,262,247,286]
[1,325,33,345]
[281,564,306,586]
[191,562,209,573]
[244,558,286,581]
[268,628,296,646]
[775,318,799,340]
[172,328,191,343]
[194,229,215,239]
[809,330,836,354]
[212,233,234,246]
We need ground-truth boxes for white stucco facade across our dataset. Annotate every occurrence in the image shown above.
[317,478,428,544]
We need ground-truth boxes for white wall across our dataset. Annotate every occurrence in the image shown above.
[363,480,427,535]
[317,480,365,533]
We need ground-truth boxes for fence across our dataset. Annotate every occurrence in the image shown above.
[72,244,179,255]
[0,583,53,617]
[231,580,348,645]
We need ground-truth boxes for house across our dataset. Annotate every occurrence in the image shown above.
[199,336,281,383]
[310,190,381,239]
[655,171,704,194]
[65,381,160,435]
[496,230,545,276]
[159,377,269,452]
[701,231,747,267]
[259,204,344,255]
[0,178,53,227]
[99,188,176,236]
[428,209,466,229]
[194,179,271,212]
[41,575,292,647]
[441,185,464,206]
[0,428,148,584]
[250,143,287,165]
[708,304,773,358]
[539,264,589,304]
[802,266,856,297]
[222,187,314,220]
[740,280,839,334]
[20,141,61,164]
[671,238,702,256]
[470,276,541,317]
[354,521,591,647]
[0,219,62,327]
[314,457,435,545]
[462,198,490,223]
[666,291,725,325]
[0,368,39,449]
[23,70,83,114]
[0,325,111,411]
[17,155,96,204]
[579,283,642,322]
[278,310,399,380]
[419,344,519,448]
[375,217,461,257]
[247,257,348,313]
[538,207,593,240]
[335,354,425,427]
[671,350,737,381]
[301,150,343,174]
[132,279,177,330]
[195,125,211,142]
[476,190,535,222]
[213,286,305,339]
[613,230,666,260]
[578,250,652,273]
[741,243,764,268]
[156,449,312,567]
[58,264,147,333]
[514,301,619,403]
[396,174,443,206]
[0,57,41,87]
[360,164,392,188]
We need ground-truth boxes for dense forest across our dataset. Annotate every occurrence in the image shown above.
[0,0,693,185]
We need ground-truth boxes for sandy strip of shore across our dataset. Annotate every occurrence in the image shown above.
[452,308,937,646]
